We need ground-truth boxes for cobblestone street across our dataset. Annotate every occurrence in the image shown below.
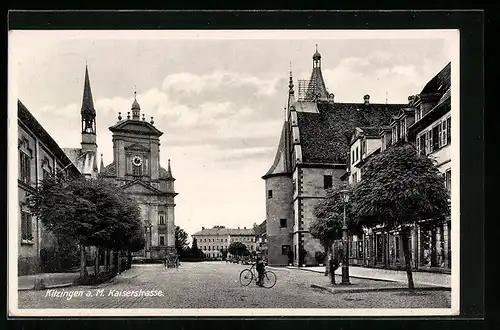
[18,262,451,309]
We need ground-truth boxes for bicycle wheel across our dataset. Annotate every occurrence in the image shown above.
[239,269,253,286]
[261,271,277,288]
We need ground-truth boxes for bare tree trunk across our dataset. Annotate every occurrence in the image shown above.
[117,250,122,274]
[109,250,115,274]
[94,246,99,276]
[104,248,108,273]
[324,244,330,276]
[401,230,415,291]
[79,244,87,278]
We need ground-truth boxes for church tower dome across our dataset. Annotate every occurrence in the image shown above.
[131,90,141,120]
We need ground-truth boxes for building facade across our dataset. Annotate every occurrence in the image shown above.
[17,101,81,275]
[343,62,452,273]
[192,226,257,259]
[99,92,178,260]
[263,48,406,267]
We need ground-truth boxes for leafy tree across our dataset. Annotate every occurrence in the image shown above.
[228,242,248,259]
[220,249,228,260]
[311,185,359,273]
[190,237,204,259]
[30,175,144,277]
[351,143,450,291]
[175,226,189,255]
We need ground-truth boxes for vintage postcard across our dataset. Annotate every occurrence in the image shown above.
[8,29,460,317]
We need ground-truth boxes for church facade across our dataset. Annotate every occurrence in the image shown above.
[263,48,406,267]
[69,66,178,260]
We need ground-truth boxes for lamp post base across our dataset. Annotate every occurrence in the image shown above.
[341,265,351,285]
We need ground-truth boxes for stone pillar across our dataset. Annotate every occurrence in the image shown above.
[416,224,422,269]
[166,201,175,250]
[411,225,417,268]
[150,203,158,247]
[436,225,443,267]
[443,222,450,269]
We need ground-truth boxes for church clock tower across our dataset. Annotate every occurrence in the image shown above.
[100,91,177,259]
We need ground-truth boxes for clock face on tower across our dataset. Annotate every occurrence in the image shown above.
[132,155,143,167]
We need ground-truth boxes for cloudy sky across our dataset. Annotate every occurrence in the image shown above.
[10,30,456,240]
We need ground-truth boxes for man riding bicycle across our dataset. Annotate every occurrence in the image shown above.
[255,255,265,286]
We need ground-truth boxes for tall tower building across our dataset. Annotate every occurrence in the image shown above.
[100,90,177,259]
[63,65,99,178]
[263,47,406,267]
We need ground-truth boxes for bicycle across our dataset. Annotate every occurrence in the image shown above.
[239,263,277,288]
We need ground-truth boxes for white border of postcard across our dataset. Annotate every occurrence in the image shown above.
[8,29,460,317]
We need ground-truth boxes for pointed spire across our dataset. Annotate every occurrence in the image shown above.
[166,159,174,179]
[81,65,96,115]
[99,153,105,172]
[288,62,294,93]
[131,87,141,120]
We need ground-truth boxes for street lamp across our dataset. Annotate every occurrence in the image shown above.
[340,189,351,285]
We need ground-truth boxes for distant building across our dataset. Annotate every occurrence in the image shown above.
[17,100,81,275]
[192,226,257,259]
[254,220,267,257]
[262,47,406,267]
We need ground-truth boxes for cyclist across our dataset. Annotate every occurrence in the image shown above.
[255,255,266,287]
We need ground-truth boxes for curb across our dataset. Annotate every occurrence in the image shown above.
[311,283,451,294]
[288,266,397,283]
[18,282,75,291]
[288,267,451,288]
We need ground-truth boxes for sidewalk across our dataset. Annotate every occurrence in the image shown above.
[286,265,451,288]
[18,265,131,291]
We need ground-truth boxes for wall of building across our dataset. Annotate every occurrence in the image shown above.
[349,139,362,184]
[292,167,345,266]
[265,175,293,266]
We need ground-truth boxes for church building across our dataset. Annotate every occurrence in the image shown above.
[68,66,178,260]
[263,47,406,267]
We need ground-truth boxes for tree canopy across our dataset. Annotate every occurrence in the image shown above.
[351,143,450,230]
[175,226,189,254]
[311,184,361,254]
[29,175,145,252]
[228,242,248,258]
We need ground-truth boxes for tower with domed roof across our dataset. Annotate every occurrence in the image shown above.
[100,90,177,259]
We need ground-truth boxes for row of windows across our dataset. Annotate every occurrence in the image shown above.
[20,151,56,185]
[20,210,33,242]
[416,117,451,156]
[351,146,360,164]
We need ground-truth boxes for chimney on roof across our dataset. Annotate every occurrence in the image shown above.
[202,226,205,230]
[244,226,246,229]
[328,93,335,103]
[364,94,370,105]
[238,226,240,229]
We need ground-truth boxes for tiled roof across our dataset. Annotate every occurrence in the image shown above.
[100,162,116,177]
[359,126,384,137]
[263,124,290,178]
[192,227,256,237]
[297,102,404,164]
[62,148,97,176]
[421,62,451,95]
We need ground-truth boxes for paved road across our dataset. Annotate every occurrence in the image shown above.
[18,262,451,309]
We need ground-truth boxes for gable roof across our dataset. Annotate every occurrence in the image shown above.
[62,148,98,176]
[121,179,164,195]
[109,119,163,137]
[100,162,116,177]
[297,101,405,164]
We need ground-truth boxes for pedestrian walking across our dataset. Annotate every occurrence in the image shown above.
[329,252,339,285]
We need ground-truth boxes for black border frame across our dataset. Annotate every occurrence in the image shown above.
[5,9,485,330]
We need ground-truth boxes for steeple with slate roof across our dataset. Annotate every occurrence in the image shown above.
[81,65,96,134]
[306,45,329,100]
